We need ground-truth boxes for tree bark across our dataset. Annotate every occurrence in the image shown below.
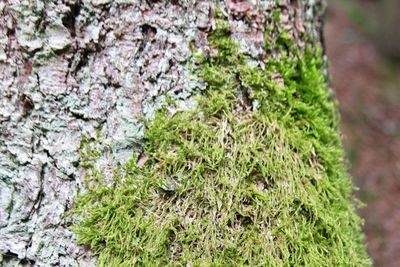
[0,0,351,266]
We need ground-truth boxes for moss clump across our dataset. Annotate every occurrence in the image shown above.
[79,134,102,169]
[71,14,370,267]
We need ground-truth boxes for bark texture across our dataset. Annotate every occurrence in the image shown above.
[1,0,325,266]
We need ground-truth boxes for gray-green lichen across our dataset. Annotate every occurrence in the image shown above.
[0,0,205,265]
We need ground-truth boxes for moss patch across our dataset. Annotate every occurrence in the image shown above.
[71,13,370,267]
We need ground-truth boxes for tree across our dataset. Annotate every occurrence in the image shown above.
[378,0,400,58]
[0,0,370,266]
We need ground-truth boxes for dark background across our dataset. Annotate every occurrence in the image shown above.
[325,0,400,266]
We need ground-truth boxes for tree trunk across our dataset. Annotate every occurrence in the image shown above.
[0,0,369,266]
[378,0,400,58]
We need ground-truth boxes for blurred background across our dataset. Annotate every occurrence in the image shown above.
[325,0,400,266]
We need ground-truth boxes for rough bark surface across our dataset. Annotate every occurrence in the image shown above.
[0,0,324,266]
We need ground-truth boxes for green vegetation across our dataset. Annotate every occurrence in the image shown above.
[79,133,102,169]
[71,11,370,267]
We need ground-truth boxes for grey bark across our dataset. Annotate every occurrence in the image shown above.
[0,0,324,266]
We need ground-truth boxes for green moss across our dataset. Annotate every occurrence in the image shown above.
[33,49,57,66]
[71,12,370,267]
[79,133,102,169]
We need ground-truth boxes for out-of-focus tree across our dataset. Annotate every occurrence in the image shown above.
[377,0,400,58]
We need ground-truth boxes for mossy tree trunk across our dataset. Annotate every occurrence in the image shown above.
[0,0,369,266]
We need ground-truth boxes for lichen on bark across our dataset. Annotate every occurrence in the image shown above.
[0,1,202,266]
